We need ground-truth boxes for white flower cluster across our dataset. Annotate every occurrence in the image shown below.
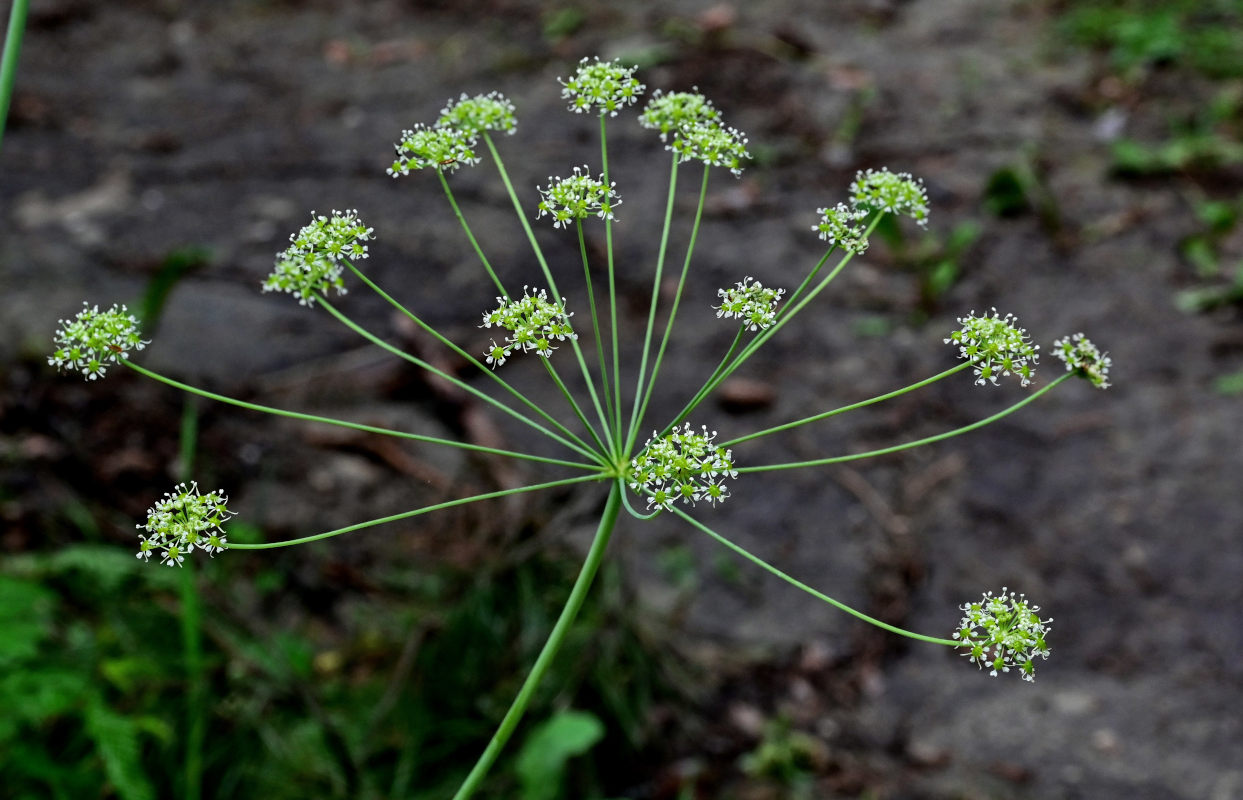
[559,56,646,117]
[813,202,871,253]
[850,168,930,227]
[535,165,621,229]
[480,287,577,368]
[388,123,481,177]
[262,209,373,307]
[945,308,1039,387]
[953,587,1051,682]
[1052,332,1111,389]
[715,277,786,332]
[628,423,738,511]
[48,303,149,381]
[136,481,234,567]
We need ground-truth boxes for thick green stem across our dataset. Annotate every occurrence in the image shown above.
[672,506,958,646]
[451,482,623,800]
[177,399,204,800]
[0,0,28,152]
[740,373,1071,473]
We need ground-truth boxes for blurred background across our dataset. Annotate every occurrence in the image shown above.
[2,1,1242,798]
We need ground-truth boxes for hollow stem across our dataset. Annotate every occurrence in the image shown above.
[318,296,606,464]
[438,170,507,296]
[0,0,28,152]
[722,363,972,448]
[628,162,708,453]
[481,132,615,452]
[672,506,958,646]
[740,373,1071,473]
[121,361,599,471]
[600,115,622,446]
[576,218,614,433]
[450,481,622,800]
[345,262,592,456]
[228,474,604,549]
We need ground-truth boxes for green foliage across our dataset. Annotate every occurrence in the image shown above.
[739,716,824,797]
[0,540,676,800]
[1059,0,1243,80]
[515,710,605,800]
[874,214,982,313]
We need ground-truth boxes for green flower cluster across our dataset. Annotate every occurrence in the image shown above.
[437,91,517,137]
[388,124,480,177]
[813,203,871,253]
[639,89,751,176]
[669,121,751,177]
[48,302,148,381]
[637,89,720,141]
[480,287,577,367]
[262,209,373,307]
[715,277,786,332]
[628,423,738,511]
[535,165,621,229]
[1052,332,1112,389]
[851,167,930,227]
[136,481,234,567]
[945,308,1039,387]
[953,588,1051,682]
[559,56,645,117]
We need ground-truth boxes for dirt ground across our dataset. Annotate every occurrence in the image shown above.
[3,1,1242,798]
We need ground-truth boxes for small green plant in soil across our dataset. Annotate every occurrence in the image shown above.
[45,57,1112,798]
[1058,0,1243,81]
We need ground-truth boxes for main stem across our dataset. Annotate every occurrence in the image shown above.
[450,482,623,800]
[0,0,29,152]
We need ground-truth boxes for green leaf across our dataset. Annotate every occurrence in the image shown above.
[47,544,144,593]
[0,576,56,668]
[0,669,86,736]
[85,701,156,800]
[516,710,605,800]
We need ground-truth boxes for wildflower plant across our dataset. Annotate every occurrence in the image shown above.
[52,61,1113,799]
